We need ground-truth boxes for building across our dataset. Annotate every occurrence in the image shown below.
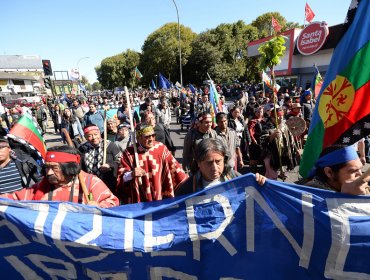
[248,22,344,91]
[0,55,46,98]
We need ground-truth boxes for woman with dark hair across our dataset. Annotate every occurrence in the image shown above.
[176,138,266,195]
[61,108,85,147]
[0,145,119,207]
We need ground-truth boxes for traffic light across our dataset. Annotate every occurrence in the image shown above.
[42,59,53,76]
[44,77,52,89]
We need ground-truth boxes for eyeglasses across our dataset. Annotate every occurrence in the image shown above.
[143,134,156,139]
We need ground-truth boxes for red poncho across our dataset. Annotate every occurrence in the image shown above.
[117,142,188,204]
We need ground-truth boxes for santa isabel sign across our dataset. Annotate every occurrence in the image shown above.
[297,21,329,55]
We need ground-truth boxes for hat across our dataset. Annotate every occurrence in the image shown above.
[118,123,131,130]
[291,103,302,109]
[0,136,9,146]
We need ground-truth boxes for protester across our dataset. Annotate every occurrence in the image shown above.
[71,99,85,123]
[176,138,265,195]
[35,104,48,135]
[50,104,62,134]
[182,112,219,173]
[0,145,119,207]
[106,118,118,142]
[61,108,85,147]
[114,123,131,153]
[116,124,188,204]
[0,137,42,194]
[142,111,176,154]
[261,106,299,180]
[248,106,265,172]
[79,124,121,192]
[155,97,171,129]
[215,112,243,170]
[82,103,104,134]
[305,145,370,195]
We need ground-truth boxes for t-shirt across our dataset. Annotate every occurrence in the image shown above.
[0,160,23,194]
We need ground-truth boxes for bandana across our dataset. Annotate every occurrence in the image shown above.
[308,145,359,177]
[45,151,81,164]
[84,125,100,134]
[198,114,211,121]
[136,125,154,137]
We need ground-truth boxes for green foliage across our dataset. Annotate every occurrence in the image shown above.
[91,82,102,91]
[95,49,140,89]
[140,23,196,85]
[258,35,286,72]
[252,12,287,38]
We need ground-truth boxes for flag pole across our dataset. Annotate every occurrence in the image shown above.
[124,86,142,185]
[102,108,107,164]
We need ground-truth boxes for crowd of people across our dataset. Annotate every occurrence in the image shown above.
[0,82,369,208]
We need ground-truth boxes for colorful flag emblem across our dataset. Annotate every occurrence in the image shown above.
[299,0,370,178]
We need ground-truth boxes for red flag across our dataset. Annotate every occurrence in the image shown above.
[271,16,281,32]
[305,3,315,23]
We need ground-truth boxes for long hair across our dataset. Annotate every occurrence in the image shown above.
[190,138,232,176]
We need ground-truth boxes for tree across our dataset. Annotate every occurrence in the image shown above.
[186,21,258,84]
[95,49,140,89]
[140,23,196,85]
[91,82,102,91]
[251,12,287,38]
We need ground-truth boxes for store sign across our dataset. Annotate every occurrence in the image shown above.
[297,21,329,55]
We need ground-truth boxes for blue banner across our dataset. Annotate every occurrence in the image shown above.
[1,174,370,279]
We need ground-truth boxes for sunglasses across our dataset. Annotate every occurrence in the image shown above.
[143,134,156,139]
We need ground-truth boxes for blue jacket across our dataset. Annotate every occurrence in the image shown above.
[83,111,104,133]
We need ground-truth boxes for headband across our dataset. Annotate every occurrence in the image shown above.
[83,125,100,134]
[198,114,211,121]
[45,151,81,164]
[308,145,359,177]
[136,125,154,137]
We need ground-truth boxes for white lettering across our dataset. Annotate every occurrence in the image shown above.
[245,187,314,268]
[185,194,237,261]
[0,205,31,248]
[144,213,174,252]
[150,267,197,280]
[325,198,370,279]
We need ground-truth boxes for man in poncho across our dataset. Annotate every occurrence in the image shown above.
[116,124,188,204]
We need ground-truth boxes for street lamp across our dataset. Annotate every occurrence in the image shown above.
[76,56,89,95]
[170,0,183,86]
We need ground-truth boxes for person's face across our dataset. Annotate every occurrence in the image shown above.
[117,127,129,139]
[231,108,241,119]
[64,109,71,117]
[0,143,11,164]
[44,162,66,185]
[305,94,312,100]
[198,117,212,133]
[73,101,78,107]
[85,129,101,146]
[89,104,97,113]
[145,113,156,127]
[202,95,208,102]
[217,117,228,130]
[107,121,117,132]
[138,133,156,149]
[255,108,264,117]
[198,151,224,181]
[327,159,363,191]
[220,97,225,104]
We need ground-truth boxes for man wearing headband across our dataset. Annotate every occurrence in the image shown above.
[182,112,219,173]
[117,124,187,204]
[79,124,122,192]
[1,146,119,207]
[261,106,299,180]
[305,145,370,195]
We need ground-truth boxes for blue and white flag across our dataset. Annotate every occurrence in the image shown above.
[1,174,370,279]
[159,73,171,89]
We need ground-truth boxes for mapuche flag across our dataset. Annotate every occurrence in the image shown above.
[299,0,370,178]
[8,114,47,160]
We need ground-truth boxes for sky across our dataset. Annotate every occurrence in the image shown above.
[1,0,351,83]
